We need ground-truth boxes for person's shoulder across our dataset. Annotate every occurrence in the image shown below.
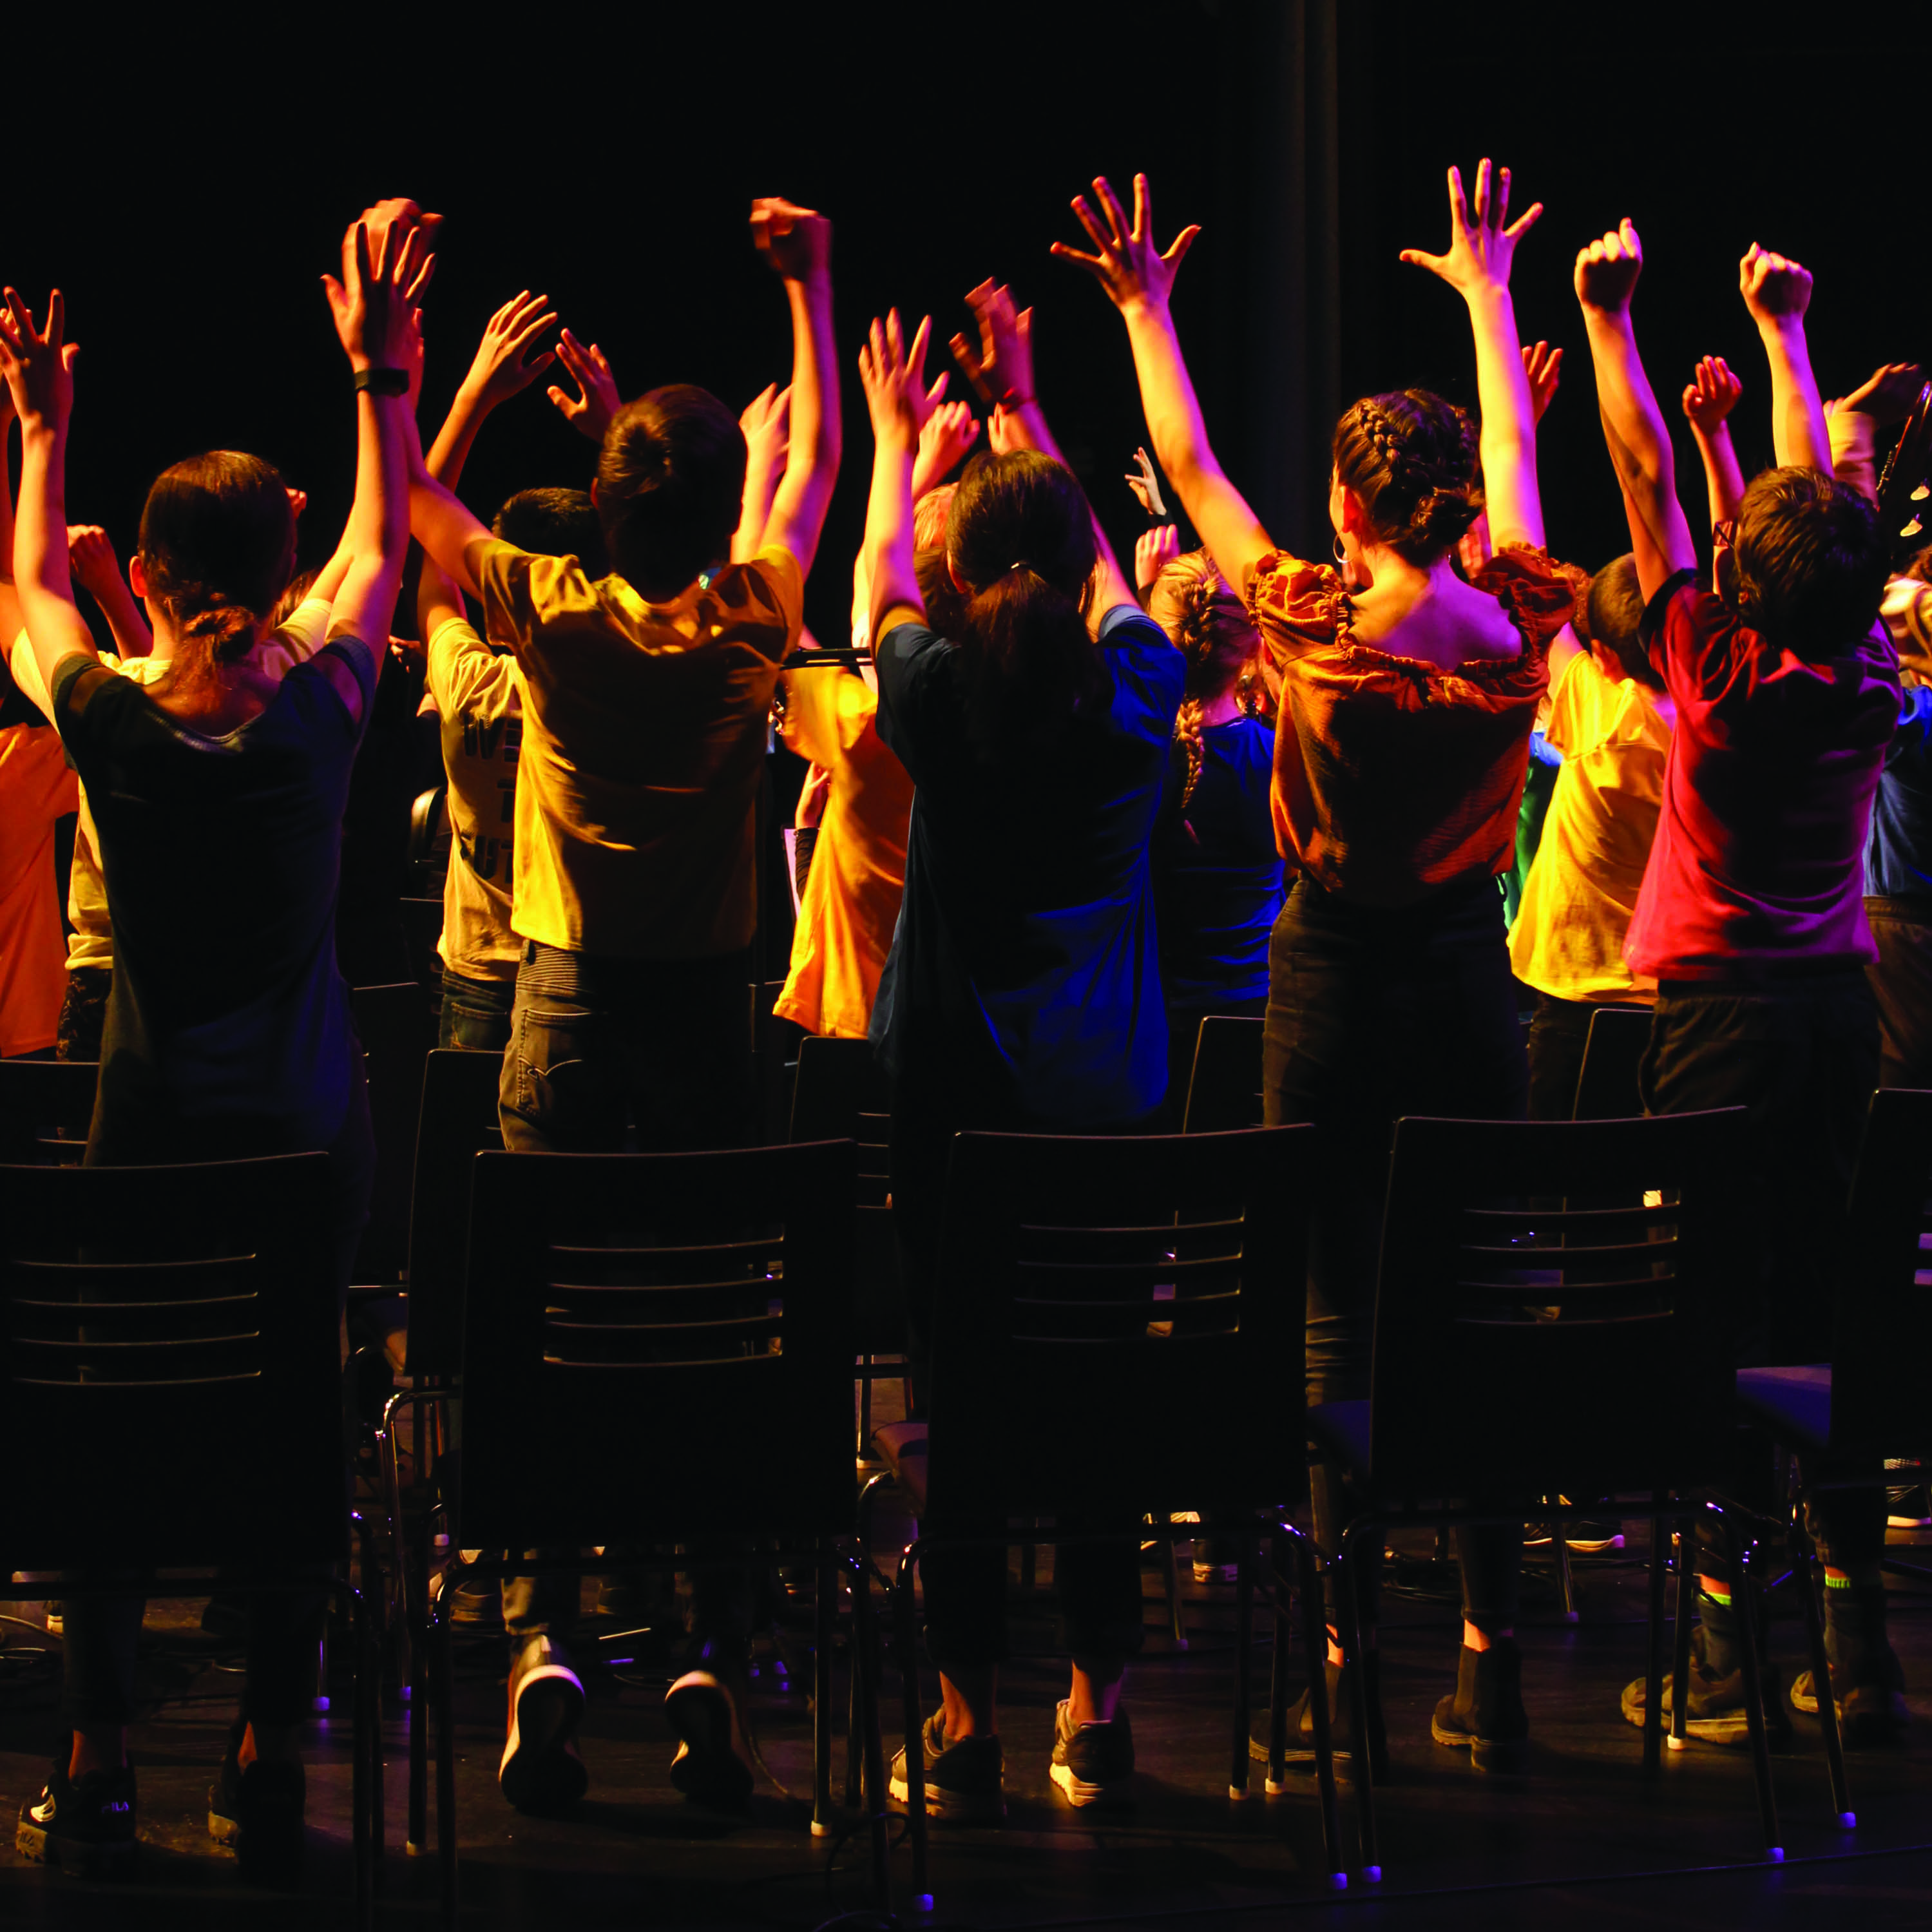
[1245,550,1348,643]
[709,545,804,632]
[1469,544,1584,651]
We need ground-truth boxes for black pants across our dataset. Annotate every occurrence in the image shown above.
[1263,873,1528,1631]
[889,1058,1150,1671]
[1526,989,1602,1122]
[1864,898,1932,1089]
[56,966,111,1064]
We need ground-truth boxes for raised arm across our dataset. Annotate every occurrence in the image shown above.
[1399,160,1545,550]
[67,525,153,658]
[1826,361,1924,501]
[0,288,100,693]
[321,218,430,710]
[856,309,933,650]
[1739,245,1831,474]
[1573,220,1698,600]
[731,381,790,565]
[1053,173,1274,586]
[0,381,19,650]
[426,291,557,486]
[1681,356,1746,535]
[751,199,841,578]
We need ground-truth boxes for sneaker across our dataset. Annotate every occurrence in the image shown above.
[15,1757,137,1877]
[1620,1625,1790,1748]
[1432,1640,1530,1773]
[208,1721,305,1875]
[1049,1699,1134,1807]
[887,1712,1005,1823]
[664,1670,755,1811]
[1250,1654,1386,1781]
[43,1600,62,1636]
[1525,1520,1625,1553]
[499,1636,588,1813]
[1886,1473,1932,1531]
[1790,1656,1910,1748]
[1191,1536,1241,1584]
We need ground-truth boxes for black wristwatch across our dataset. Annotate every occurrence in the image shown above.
[352,367,410,397]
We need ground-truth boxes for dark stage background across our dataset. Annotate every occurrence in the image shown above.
[6,5,1924,653]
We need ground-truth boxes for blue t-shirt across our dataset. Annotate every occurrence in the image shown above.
[1866,684,1932,899]
[871,604,1182,1122]
[1153,715,1284,1009]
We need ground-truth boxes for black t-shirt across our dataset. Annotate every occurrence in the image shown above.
[51,640,374,1163]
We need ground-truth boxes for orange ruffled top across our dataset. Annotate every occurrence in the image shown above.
[1245,544,1576,909]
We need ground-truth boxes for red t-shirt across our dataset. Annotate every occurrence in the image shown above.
[1624,573,1898,982]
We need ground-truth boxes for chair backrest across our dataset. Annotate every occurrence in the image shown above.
[789,1036,903,1355]
[1368,1110,1748,1501]
[408,785,450,890]
[1570,1006,1653,1120]
[1181,1017,1267,1134]
[404,1049,508,1379]
[0,1060,99,1165]
[926,1126,1314,1522]
[351,982,437,1285]
[457,1140,857,1549]
[0,1154,345,1571]
[1831,1086,1932,1458]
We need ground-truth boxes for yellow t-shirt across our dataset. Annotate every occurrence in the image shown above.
[477,539,803,958]
[425,615,522,981]
[774,667,913,1038]
[8,598,333,972]
[1509,649,1671,1002]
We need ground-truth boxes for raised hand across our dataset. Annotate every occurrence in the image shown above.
[1125,445,1169,517]
[857,309,935,451]
[751,198,832,282]
[1837,359,1926,425]
[1682,355,1742,430]
[285,487,309,522]
[1053,173,1200,316]
[1574,219,1644,316]
[1739,243,1812,325]
[0,289,78,433]
[354,197,445,263]
[459,291,558,413]
[951,279,1036,408]
[1522,341,1562,425]
[1400,160,1542,296]
[323,217,432,372]
[66,525,124,603]
[546,329,620,443]
[1135,522,1180,594]
[741,381,791,477]
[915,397,980,496]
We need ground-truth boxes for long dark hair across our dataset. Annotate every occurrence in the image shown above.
[947,450,1105,754]
[138,452,296,699]
[1331,389,1482,566]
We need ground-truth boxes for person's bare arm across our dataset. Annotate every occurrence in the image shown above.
[1573,220,1698,600]
[1400,160,1546,550]
[856,310,930,649]
[0,379,23,648]
[1053,173,1274,586]
[1739,244,1831,474]
[752,200,841,579]
[67,525,152,657]
[425,291,557,486]
[1682,355,1746,533]
[953,279,1137,617]
[732,382,790,564]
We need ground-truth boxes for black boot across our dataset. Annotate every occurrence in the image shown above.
[1250,1652,1386,1781]
[1431,1640,1529,1773]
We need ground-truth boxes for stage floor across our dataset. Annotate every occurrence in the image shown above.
[4,1517,1930,1929]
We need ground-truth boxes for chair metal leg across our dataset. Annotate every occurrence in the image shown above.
[812,1551,835,1838]
[1229,1538,1254,1800]
[353,1589,372,1930]
[435,1603,461,1929]
[408,1510,429,1853]
[894,1553,933,1911]
[1162,1529,1187,1650]
[1286,1527,1345,1888]
[1791,1504,1854,1827]
[1339,1529,1382,1882]
[1553,1516,1578,1623]
[848,1473,888,1810]
[1722,1512,1783,1860]
[853,1555,893,1913]
[1643,1509,1667,1774]
[1265,1531,1290,1795]
[1671,1516,1694,1750]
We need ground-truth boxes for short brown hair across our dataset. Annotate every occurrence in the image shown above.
[1732,467,1888,660]
[596,385,745,600]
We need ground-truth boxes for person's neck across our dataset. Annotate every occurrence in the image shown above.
[1348,544,1449,602]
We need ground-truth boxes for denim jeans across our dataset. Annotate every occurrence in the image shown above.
[1864,899,1932,1090]
[437,963,515,1053]
[1262,872,1528,1630]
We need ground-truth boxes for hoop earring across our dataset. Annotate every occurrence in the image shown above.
[1333,535,1348,567]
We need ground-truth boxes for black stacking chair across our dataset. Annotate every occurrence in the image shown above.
[407,784,451,894]
[879,1124,1344,1902]
[1305,1108,1801,1879]
[0,1058,99,1164]
[1181,1015,1267,1133]
[789,1035,908,1444]
[378,1047,506,1853]
[1570,1004,1653,1121]
[426,1139,883,1926]
[0,1153,381,1926]
[350,982,437,1287]
[1736,1086,1932,1830]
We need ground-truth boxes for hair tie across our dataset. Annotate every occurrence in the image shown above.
[1007,560,1033,576]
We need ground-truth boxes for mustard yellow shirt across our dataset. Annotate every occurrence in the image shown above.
[1509,649,1671,1002]
[477,540,803,958]
[425,615,522,981]
[774,667,913,1038]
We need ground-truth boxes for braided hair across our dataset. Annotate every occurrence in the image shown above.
[1145,548,1269,810]
[1332,389,1482,566]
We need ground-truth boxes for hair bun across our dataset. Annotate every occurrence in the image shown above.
[182,599,259,664]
